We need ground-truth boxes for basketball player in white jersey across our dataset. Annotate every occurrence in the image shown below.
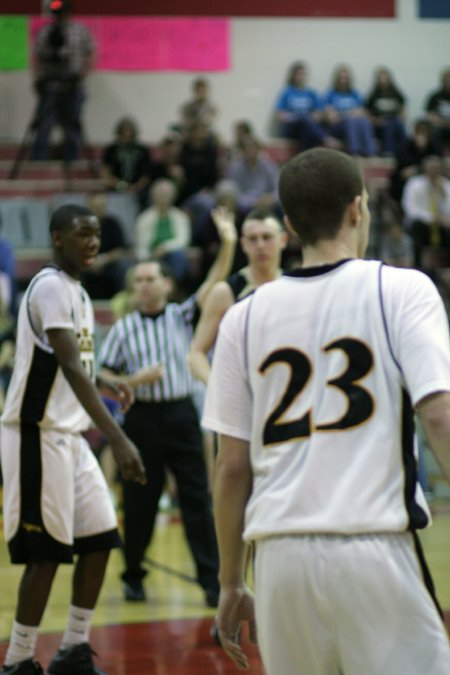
[203,148,450,674]
[187,208,287,384]
[0,205,145,675]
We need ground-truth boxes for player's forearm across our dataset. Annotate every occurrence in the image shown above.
[213,436,253,587]
[417,392,450,482]
[187,349,211,384]
[196,240,236,307]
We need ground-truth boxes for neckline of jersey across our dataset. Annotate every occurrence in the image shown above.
[284,258,354,278]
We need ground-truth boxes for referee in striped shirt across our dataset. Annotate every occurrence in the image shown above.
[98,207,236,606]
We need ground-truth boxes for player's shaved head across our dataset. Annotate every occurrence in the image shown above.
[279,147,364,246]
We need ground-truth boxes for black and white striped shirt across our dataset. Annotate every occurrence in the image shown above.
[98,296,198,402]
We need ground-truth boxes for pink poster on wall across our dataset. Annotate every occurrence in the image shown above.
[30,16,230,71]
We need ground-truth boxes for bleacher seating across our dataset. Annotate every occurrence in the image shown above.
[0,141,397,295]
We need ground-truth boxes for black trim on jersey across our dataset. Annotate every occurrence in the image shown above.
[20,345,59,423]
[8,422,73,565]
[378,263,402,372]
[401,390,429,530]
[74,528,122,555]
[412,531,444,620]
[243,293,255,387]
[26,268,61,343]
[284,259,353,278]
[227,270,249,300]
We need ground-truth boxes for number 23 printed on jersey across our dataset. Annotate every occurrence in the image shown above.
[259,337,375,446]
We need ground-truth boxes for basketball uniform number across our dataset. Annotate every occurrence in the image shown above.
[260,338,374,445]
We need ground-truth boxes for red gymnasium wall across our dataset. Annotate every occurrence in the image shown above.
[1,0,395,17]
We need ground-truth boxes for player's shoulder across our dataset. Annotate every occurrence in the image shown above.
[27,265,66,295]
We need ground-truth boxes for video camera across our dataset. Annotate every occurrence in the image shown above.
[47,0,71,15]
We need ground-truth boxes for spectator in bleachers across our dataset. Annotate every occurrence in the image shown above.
[402,155,450,269]
[226,135,280,216]
[149,132,185,198]
[322,64,377,156]
[101,117,152,211]
[366,66,407,156]
[227,120,255,163]
[134,179,191,285]
[81,191,132,300]
[425,67,450,152]
[179,78,218,135]
[275,61,334,150]
[390,118,442,204]
[179,121,220,242]
[31,0,95,162]
[378,202,414,268]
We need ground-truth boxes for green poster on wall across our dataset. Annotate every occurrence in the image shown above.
[0,16,28,70]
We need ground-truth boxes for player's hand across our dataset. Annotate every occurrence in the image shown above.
[98,376,134,413]
[215,584,257,670]
[211,206,238,244]
[110,437,146,485]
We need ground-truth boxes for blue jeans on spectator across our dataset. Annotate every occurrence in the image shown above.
[280,116,327,149]
[329,116,377,156]
[375,117,407,156]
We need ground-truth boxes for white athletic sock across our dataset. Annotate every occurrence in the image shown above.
[61,605,94,649]
[4,621,38,666]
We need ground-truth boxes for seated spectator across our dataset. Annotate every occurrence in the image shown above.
[366,66,407,156]
[101,117,152,210]
[227,119,255,162]
[425,67,450,151]
[81,191,132,299]
[389,118,442,204]
[179,121,220,241]
[180,78,218,134]
[402,155,450,269]
[226,135,280,216]
[275,61,334,150]
[378,202,414,268]
[134,179,191,285]
[322,64,377,156]
[380,221,414,268]
[149,131,185,198]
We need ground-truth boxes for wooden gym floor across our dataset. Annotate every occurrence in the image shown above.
[0,494,449,674]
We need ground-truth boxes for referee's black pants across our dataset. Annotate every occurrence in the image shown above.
[121,398,219,594]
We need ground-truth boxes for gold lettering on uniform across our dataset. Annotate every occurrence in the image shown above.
[77,327,94,353]
[22,521,43,533]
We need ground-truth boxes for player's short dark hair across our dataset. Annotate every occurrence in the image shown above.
[244,207,283,228]
[49,204,94,234]
[279,148,364,246]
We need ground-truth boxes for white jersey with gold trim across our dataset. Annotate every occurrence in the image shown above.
[203,259,450,541]
[2,265,95,433]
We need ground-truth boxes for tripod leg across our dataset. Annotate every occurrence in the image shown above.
[79,122,98,178]
[9,95,49,178]
[9,122,35,180]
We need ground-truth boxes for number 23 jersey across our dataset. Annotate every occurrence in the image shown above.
[2,266,95,433]
[203,259,450,539]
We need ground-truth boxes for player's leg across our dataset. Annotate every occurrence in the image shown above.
[47,435,120,675]
[334,533,450,675]
[0,424,75,673]
[254,536,341,675]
